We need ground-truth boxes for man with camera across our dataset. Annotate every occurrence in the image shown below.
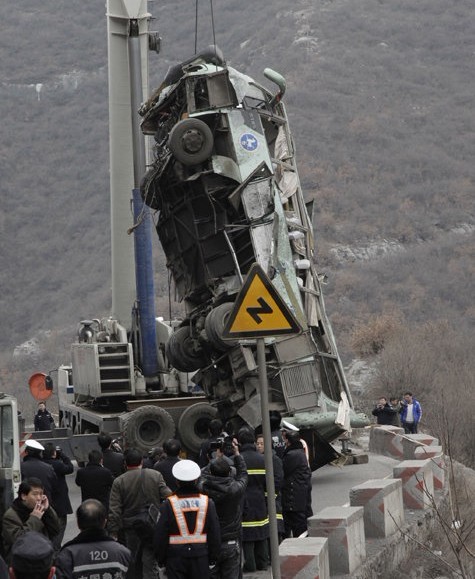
[198,438,248,579]
[371,397,398,426]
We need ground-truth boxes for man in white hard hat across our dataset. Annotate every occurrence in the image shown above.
[21,440,58,504]
[154,459,221,579]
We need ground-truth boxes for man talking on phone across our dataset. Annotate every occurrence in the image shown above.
[1,477,60,563]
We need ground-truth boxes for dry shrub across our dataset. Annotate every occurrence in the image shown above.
[369,320,475,468]
[350,312,404,357]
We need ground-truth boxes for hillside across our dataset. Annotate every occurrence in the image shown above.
[1,0,474,372]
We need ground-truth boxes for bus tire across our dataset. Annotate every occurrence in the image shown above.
[205,303,238,351]
[168,118,214,165]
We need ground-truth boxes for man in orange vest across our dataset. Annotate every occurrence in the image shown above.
[154,460,221,579]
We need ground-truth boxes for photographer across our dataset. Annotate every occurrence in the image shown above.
[198,419,226,468]
[371,397,397,426]
[198,439,248,579]
[42,443,74,552]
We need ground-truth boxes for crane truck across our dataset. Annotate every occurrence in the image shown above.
[29,0,368,468]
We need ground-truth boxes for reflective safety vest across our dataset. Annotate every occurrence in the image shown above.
[168,494,209,545]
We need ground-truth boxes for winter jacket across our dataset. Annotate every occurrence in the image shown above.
[34,409,54,431]
[108,467,171,535]
[75,463,114,510]
[400,398,422,425]
[154,456,181,492]
[372,403,398,426]
[153,485,221,566]
[102,448,125,478]
[271,451,285,534]
[271,429,286,459]
[55,528,131,579]
[198,453,248,540]
[1,498,60,562]
[21,455,58,502]
[282,441,312,514]
[240,443,269,541]
[43,453,74,517]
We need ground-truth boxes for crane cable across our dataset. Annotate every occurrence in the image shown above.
[194,0,217,54]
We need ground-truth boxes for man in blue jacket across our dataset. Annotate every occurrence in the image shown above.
[400,392,422,434]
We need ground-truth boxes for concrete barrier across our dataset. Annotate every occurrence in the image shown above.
[402,433,440,459]
[368,425,404,459]
[349,478,404,538]
[308,506,366,575]
[393,459,434,509]
[414,446,445,489]
[279,537,330,579]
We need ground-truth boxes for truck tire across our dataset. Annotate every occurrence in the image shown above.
[123,406,176,453]
[205,303,238,351]
[166,326,207,372]
[168,118,214,165]
[177,402,217,454]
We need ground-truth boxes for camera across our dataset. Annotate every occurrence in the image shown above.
[209,437,225,451]
[209,436,233,456]
[55,446,62,456]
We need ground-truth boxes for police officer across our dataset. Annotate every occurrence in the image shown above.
[154,460,221,579]
[34,403,55,432]
[21,440,58,503]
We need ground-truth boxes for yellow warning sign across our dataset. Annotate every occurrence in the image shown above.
[223,263,301,338]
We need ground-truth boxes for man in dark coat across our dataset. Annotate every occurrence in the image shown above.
[1,478,60,564]
[42,443,74,552]
[154,460,221,579]
[34,403,55,432]
[256,432,285,542]
[372,397,398,425]
[75,449,114,511]
[21,440,58,503]
[97,433,125,478]
[55,499,131,579]
[154,438,181,492]
[281,430,312,538]
[238,427,269,573]
[198,440,248,579]
[269,410,286,459]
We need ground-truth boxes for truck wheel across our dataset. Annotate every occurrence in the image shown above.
[205,303,238,351]
[168,118,214,165]
[123,406,176,453]
[166,326,207,372]
[178,402,217,454]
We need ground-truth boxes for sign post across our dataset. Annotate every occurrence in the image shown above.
[223,263,301,579]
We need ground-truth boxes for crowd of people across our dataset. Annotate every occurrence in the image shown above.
[0,410,315,579]
[371,391,423,434]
